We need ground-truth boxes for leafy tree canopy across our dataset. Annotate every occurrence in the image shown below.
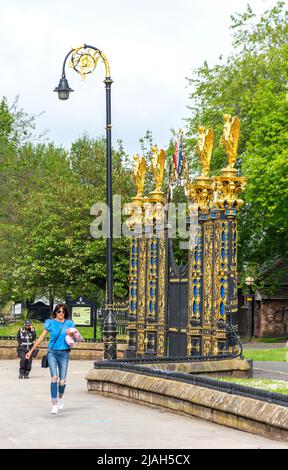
[185,1,288,290]
[0,101,135,305]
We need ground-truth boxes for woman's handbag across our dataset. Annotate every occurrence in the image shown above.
[41,354,49,368]
[32,348,39,358]
[41,321,66,369]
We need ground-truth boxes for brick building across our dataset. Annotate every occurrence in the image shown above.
[238,282,288,339]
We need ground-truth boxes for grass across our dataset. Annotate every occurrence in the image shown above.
[243,348,288,362]
[215,377,288,395]
[77,325,102,340]
[0,320,102,340]
[242,337,287,343]
[254,337,287,343]
[1,323,285,350]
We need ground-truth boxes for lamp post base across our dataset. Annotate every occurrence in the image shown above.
[103,308,117,360]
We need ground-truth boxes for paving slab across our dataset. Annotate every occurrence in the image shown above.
[1,360,288,449]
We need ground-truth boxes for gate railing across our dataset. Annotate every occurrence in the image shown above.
[98,302,128,343]
[113,303,129,342]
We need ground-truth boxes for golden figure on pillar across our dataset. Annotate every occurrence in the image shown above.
[186,126,214,213]
[220,114,240,174]
[213,114,246,209]
[149,145,166,202]
[124,154,146,229]
[196,126,214,177]
[150,146,166,192]
[133,154,146,198]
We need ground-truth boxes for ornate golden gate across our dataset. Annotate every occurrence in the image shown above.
[125,116,246,358]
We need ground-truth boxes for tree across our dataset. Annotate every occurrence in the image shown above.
[0,102,136,303]
[185,1,288,289]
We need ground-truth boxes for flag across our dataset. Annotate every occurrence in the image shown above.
[172,130,184,178]
[177,136,183,175]
[173,141,179,174]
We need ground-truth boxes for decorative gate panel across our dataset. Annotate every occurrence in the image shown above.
[167,243,188,357]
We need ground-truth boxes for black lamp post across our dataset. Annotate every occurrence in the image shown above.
[245,276,255,342]
[54,44,117,360]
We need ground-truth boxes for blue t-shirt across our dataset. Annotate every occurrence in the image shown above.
[44,318,75,350]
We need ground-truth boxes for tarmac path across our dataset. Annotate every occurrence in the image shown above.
[1,360,288,449]
[253,361,288,381]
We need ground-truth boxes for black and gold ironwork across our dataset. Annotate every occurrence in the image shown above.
[125,115,246,358]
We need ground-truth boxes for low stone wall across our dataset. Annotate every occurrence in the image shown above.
[85,362,288,442]
[0,339,126,360]
[142,358,253,378]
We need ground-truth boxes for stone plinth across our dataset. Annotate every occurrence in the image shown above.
[142,358,253,378]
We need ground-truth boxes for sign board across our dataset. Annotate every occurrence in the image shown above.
[14,303,22,316]
[71,305,92,326]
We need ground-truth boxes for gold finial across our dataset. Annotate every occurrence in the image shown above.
[69,46,111,79]
[196,126,214,177]
[220,114,240,168]
[150,145,166,193]
[133,154,146,198]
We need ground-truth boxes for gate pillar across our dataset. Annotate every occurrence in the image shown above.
[186,175,215,356]
[125,148,167,359]
[213,166,246,354]
[186,118,246,357]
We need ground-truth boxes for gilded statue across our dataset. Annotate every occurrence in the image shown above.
[196,126,214,177]
[220,114,240,167]
[133,154,146,197]
[150,145,166,192]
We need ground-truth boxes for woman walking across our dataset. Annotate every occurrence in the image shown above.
[26,303,75,414]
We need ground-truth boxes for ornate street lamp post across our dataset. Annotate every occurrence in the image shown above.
[245,276,255,342]
[54,44,117,359]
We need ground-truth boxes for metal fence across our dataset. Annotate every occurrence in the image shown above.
[0,301,129,344]
[93,360,288,408]
[88,302,128,342]
[114,303,129,342]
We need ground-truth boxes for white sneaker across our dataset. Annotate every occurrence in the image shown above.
[51,405,58,414]
[58,399,64,410]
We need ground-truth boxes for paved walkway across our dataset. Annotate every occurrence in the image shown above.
[1,360,288,449]
[254,361,288,381]
[243,342,287,349]
[243,341,288,380]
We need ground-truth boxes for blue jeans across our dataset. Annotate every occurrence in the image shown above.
[48,349,70,381]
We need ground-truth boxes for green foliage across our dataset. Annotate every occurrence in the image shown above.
[186,1,288,289]
[0,95,45,151]
[0,103,135,304]
[0,97,14,146]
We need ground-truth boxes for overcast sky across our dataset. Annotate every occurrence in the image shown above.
[0,0,277,156]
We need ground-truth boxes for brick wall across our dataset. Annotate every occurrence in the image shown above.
[255,300,288,337]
